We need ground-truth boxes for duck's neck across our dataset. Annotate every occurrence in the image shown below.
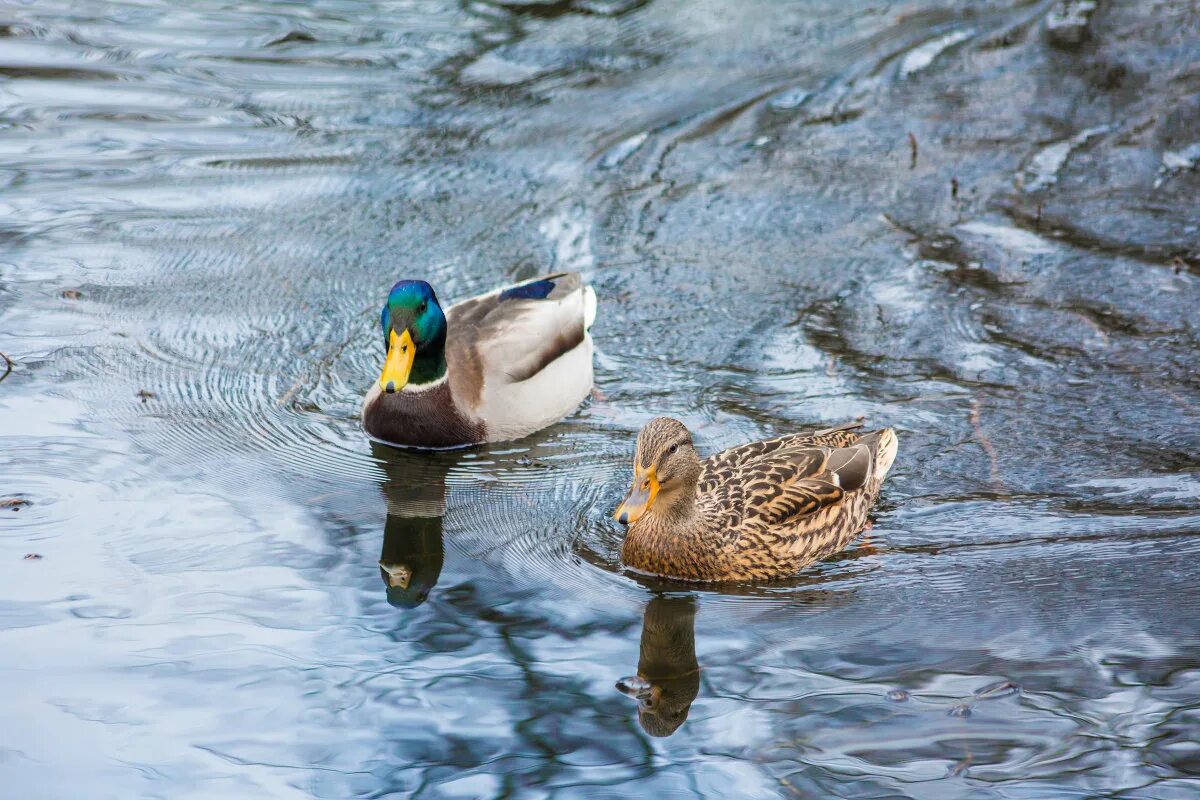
[626,488,704,562]
[410,328,448,386]
[653,490,700,530]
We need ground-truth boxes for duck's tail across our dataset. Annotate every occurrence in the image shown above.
[582,284,597,330]
[857,428,899,482]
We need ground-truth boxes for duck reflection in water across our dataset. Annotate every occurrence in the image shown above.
[617,595,700,737]
[373,442,452,608]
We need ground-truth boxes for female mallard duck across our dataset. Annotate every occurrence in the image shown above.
[363,272,596,448]
[615,417,898,582]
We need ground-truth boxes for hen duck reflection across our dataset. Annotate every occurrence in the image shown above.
[372,442,453,608]
[617,596,700,737]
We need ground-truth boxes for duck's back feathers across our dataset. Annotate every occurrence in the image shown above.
[700,444,854,533]
[697,426,863,491]
[448,272,595,442]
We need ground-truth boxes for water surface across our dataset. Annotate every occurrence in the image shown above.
[3,0,1200,797]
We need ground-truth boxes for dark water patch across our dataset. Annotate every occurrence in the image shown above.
[0,65,118,81]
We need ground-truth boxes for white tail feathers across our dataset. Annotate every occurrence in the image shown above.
[582,285,597,330]
[870,428,899,481]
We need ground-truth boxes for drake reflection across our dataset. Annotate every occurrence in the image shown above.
[373,442,453,608]
[617,595,700,737]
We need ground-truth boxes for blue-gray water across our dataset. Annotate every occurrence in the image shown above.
[2,1,1199,797]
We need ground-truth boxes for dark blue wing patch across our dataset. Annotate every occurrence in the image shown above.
[500,278,556,301]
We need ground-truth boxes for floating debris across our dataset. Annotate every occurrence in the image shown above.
[136,389,156,402]
[1,497,29,510]
[23,553,43,560]
[1045,0,1097,48]
[61,289,82,300]
[907,132,918,169]
[974,679,1020,699]
[885,688,910,702]
[899,29,974,79]
[948,703,973,717]
[768,87,811,111]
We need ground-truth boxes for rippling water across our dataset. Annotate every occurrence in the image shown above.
[3,0,1199,796]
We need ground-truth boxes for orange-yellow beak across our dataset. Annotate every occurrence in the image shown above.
[615,465,659,525]
[379,328,415,394]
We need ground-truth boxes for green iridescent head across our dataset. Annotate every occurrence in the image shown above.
[378,280,447,391]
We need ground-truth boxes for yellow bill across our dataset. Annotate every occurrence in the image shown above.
[615,465,659,525]
[380,328,415,393]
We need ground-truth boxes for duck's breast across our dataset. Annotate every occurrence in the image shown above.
[362,380,485,449]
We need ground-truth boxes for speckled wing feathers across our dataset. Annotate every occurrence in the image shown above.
[700,446,848,530]
[693,426,888,579]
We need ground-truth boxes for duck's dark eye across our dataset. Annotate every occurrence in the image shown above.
[418,300,427,314]
[668,444,678,455]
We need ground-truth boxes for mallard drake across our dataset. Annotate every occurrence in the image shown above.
[363,272,596,448]
[615,417,898,582]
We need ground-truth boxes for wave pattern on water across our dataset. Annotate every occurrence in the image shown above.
[1,0,1199,797]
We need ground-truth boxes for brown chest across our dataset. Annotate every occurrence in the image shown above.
[363,381,485,448]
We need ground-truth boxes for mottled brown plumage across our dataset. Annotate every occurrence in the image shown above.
[616,417,898,582]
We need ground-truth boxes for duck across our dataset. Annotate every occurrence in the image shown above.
[614,417,898,582]
[363,272,596,448]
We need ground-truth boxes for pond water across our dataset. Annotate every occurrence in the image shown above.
[2,0,1199,797]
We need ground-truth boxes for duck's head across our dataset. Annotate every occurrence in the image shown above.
[615,417,703,526]
[379,280,448,392]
